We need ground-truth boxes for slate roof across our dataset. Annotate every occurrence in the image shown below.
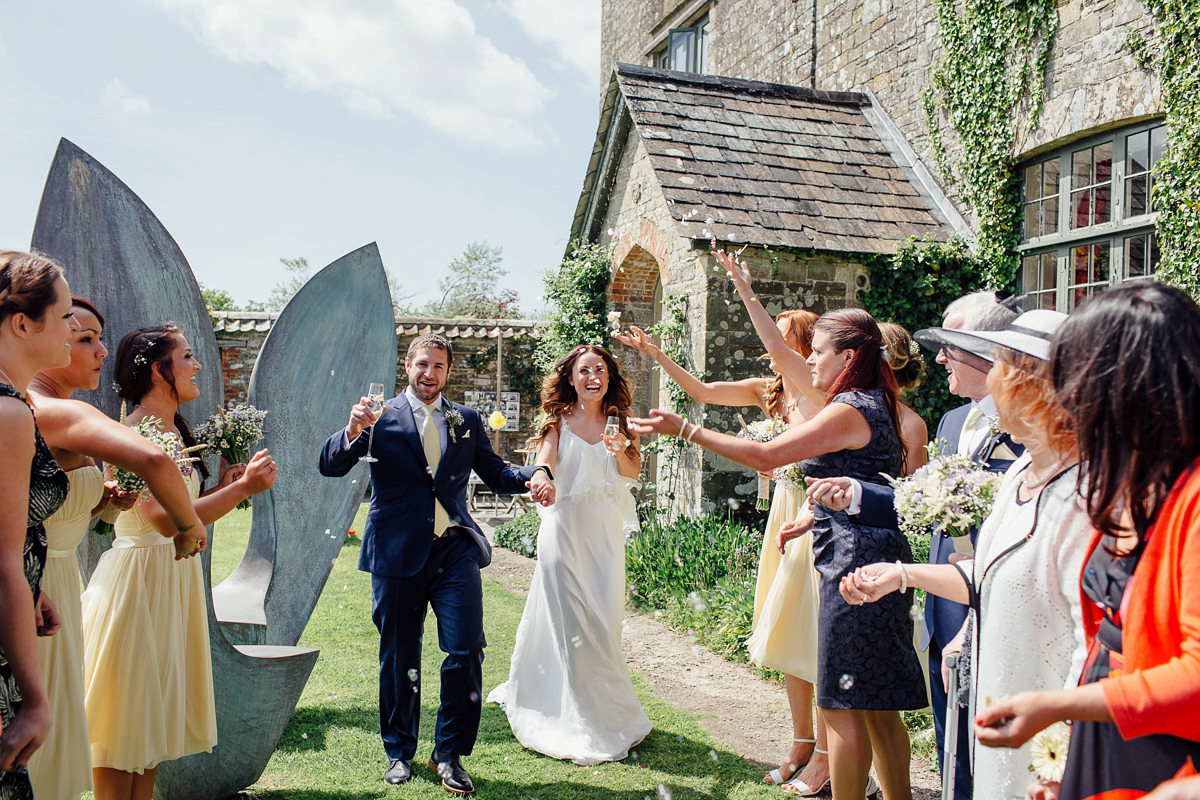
[572,64,956,255]
[211,311,536,339]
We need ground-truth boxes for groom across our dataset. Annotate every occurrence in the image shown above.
[319,333,549,794]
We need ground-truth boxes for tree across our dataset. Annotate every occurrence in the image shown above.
[423,241,520,319]
[200,284,237,312]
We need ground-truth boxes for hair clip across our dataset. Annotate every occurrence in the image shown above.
[133,354,148,367]
[880,343,893,364]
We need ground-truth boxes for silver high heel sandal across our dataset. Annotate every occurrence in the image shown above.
[764,738,817,785]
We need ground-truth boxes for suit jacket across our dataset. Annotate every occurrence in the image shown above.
[318,395,534,578]
[855,401,1025,649]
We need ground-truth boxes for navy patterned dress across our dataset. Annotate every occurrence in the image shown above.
[799,389,926,710]
[0,383,68,800]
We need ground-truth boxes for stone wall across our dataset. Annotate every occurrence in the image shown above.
[213,314,540,464]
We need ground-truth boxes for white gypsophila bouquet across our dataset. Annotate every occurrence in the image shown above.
[774,462,805,491]
[195,403,268,509]
[886,450,1003,541]
[736,414,789,510]
[96,409,205,535]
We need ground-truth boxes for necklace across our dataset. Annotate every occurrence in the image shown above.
[1023,460,1068,490]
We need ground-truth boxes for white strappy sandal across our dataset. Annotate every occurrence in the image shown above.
[780,747,828,795]
[764,738,817,785]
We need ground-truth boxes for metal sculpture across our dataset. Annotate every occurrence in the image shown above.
[30,139,394,799]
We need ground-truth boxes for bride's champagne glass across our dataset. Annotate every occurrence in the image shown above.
[604,415,624,455]
[359,382,385,463]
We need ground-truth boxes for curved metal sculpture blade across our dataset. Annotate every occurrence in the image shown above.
[30,139,318,800]
[211,242,396,646]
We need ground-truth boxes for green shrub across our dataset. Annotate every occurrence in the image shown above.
[492,509,540,558]
[625,513,761,611]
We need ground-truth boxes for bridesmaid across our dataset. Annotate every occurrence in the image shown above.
[82,324,277,800]
[26,299,206,800]
[0,250,74,800]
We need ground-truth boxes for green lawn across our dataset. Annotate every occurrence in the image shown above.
[210,507,777,799]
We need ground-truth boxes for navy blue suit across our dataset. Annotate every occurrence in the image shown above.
[855,401,1022,800]
[319,394,534,761]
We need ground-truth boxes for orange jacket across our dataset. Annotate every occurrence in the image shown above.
[1082,459,1200,741]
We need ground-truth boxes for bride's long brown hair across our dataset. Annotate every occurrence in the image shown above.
[529,345,635,448]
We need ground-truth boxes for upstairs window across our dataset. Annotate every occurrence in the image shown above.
[656,14,709,73]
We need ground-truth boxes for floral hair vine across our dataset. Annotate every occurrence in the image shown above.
[133,354,149,367]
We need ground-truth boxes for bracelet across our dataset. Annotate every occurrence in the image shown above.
[686,423,701,442]
[895,560,909,594]
[678,417,689,437]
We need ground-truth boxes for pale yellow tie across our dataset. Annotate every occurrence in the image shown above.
[958,405,984,457]
[420,405,451,536]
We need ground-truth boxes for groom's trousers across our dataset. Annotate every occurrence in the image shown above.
[371,532,486,761]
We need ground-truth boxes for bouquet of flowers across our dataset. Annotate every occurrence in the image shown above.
[95,409,205,535]
[736,414,788,510]
[774,462,805,491]
[194,403,268,509]
[886,448,1003,544]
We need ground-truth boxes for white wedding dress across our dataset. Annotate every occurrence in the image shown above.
[488,422,650,765]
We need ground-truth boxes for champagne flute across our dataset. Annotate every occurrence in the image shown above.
[604,415,624,455]
[359,382,386,463]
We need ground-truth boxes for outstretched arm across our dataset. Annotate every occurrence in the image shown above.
[714,250,824,409]
[615,326,769,410]
[629,401,871,472]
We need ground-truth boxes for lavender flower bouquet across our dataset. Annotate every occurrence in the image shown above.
[886,449,1003,553]
[195,403,268,509]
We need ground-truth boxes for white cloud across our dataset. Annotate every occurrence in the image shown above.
[501,0,599,81]
[102,79,153,116]
[146,0,553,150]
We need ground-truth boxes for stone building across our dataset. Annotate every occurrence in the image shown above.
[212,311,540,463]
[586,0,1161,514]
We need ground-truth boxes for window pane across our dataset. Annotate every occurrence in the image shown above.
[1072,189,1090,229]
[1127,130,1149,174]
[1024,203,1040,238]
[1073,245,1090,283]
[1044,196,1059,234]
[1127,175,1148,217]
[1096,143,1113,184]
[1092,242,1110,283]
[1024,164,1042,201]
[1149,233,1161,273]
[1041,252,1057,290]
[1151,125,1167,166]
[1072,148,1091,186]
[1043,159,1060,196]
[669,29,694,71]
[1125,235,1147,278]
[1094,185,1111,224]
[697,19,709,74]
[1021,254,1039,293]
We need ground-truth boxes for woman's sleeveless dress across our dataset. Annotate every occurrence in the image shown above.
[488,423,651,764]
[0,383,68,800]
[798,390,925,710]
[28,466,104,800]
[81,461,216,772]
[746,476,820,682]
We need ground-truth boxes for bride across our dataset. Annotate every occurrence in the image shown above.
[488,345,650,764]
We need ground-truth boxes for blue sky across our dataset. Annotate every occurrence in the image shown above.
[0,1,602,314]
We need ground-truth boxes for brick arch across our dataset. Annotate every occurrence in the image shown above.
[610,219,670,304]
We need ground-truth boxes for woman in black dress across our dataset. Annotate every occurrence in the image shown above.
[632,305,925,800]
[0,251,75,799]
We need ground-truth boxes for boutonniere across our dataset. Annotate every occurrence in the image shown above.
[986,414,1003,439]
[442,403,464,443]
